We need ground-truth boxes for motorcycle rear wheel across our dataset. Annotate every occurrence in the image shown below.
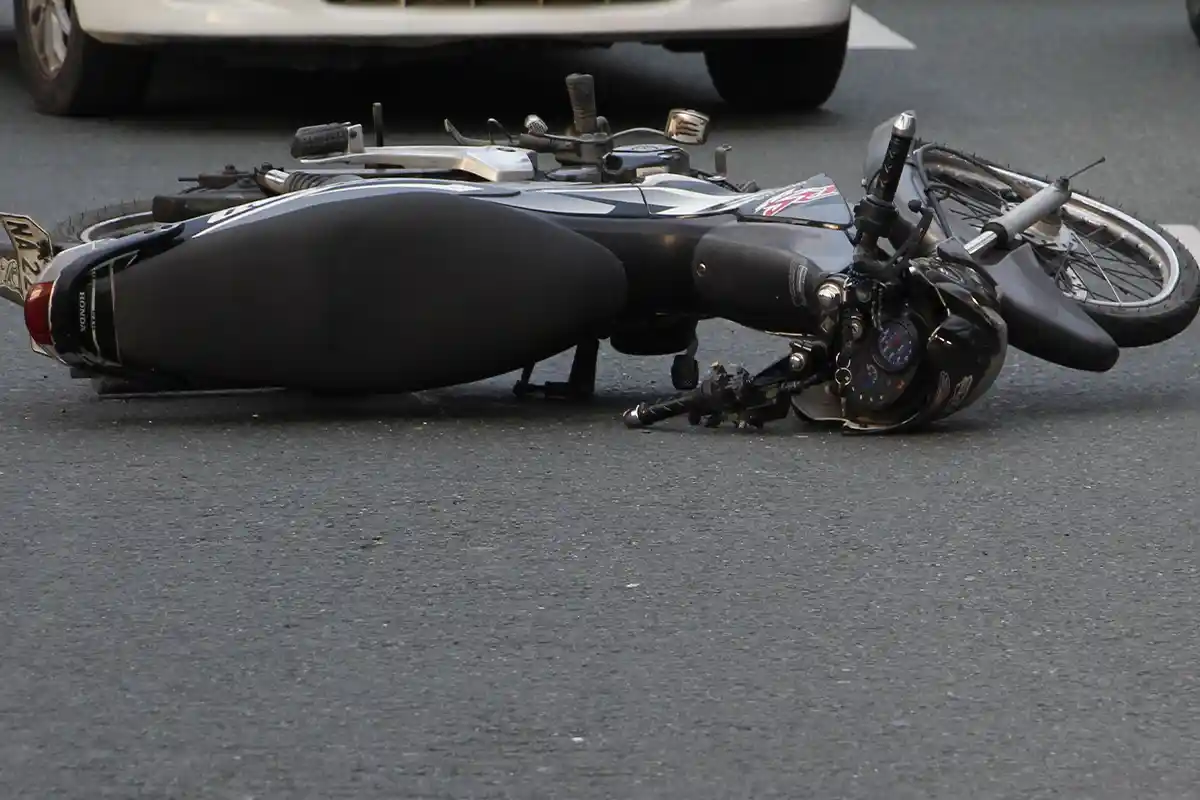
[51,198,158,246]
[919,148,1200,348]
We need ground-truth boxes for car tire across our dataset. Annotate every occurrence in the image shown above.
[1189,0,1200,44]
[14,0,155,117]
[702,22,850,112]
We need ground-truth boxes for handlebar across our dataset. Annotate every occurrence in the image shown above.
[622,395,697,428]
[964,176,1073,256]
[848,110,922,282]
[622,361,817,431]
[441,119,685,155]
[290,72,710,178]
[441,120,578,154]
[873,111,916,206]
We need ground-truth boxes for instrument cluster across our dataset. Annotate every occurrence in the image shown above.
[835,311,924,414]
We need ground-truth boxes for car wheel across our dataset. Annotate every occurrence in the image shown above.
[14,0,155,116]
[702,22,850,112]
[1189,0,1200,44]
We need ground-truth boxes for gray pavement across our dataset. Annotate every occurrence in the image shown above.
[3,1,1200,797]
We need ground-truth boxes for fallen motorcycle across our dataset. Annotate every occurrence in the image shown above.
[1,74,1197,432]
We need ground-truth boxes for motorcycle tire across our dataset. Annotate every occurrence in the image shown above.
[50,198,160,248]
[919,147,1200,348]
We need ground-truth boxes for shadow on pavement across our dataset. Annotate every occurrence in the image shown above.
[22,385,809,435]
[0,41,842,137]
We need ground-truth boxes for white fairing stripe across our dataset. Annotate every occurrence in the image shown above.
[193,180,488,238]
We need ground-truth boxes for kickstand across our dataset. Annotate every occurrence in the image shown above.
[512,338,599,400]
[670,334,700,390]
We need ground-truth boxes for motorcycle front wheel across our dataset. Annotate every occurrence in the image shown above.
[919,147,1200,348]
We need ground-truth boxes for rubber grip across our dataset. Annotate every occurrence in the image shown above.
[290,123,351,159]
[875,127,915,205]
[621,397,693,428]
[564,73,599,135]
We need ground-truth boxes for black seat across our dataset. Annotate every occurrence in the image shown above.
[113,190,630,392]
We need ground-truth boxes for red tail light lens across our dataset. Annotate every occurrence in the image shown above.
[23,281,54,348]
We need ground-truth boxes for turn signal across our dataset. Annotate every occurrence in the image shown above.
[23,282,54,348]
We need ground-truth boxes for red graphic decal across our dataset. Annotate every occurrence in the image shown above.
[754,184,840,216]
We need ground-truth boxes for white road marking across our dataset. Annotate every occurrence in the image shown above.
[1163,224,1200,262]
[849,6,917,50]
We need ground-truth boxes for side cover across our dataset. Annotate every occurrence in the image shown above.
[735,175,853,228]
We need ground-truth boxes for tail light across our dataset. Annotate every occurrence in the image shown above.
[23,281,54,349]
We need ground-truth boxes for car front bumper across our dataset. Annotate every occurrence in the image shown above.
[76,0,852,45]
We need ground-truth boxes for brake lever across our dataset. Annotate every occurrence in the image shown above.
[486,118,512,146]
[443,119,490,147]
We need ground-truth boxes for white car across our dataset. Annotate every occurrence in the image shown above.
[14,0,853,117]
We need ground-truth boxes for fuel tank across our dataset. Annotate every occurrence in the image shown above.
[47,188,629,392]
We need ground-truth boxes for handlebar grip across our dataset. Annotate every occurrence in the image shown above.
[564,73,599,135]
[291,123,356,159]
[873,111,917,204]
[981,177,1072,247]
[622,396,694,428]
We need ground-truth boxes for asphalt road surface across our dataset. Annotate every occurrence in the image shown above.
[4,2,1200,798]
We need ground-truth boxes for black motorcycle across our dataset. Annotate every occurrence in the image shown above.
[2,74,1197,432]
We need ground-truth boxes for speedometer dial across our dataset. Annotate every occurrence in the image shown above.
[874,319,919,373]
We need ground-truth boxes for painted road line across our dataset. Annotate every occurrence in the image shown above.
[849,6,917,50]
[1164,225,1200,262]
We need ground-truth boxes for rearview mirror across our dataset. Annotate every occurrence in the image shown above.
[664,108,711,145]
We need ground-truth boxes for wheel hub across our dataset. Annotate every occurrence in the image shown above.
[26,0,73,77]
[999,192,1076,255]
